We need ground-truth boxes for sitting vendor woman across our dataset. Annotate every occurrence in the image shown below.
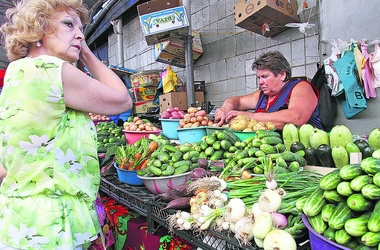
[214,51,323,130]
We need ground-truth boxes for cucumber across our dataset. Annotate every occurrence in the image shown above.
[339,164,362,180]
[368,200,380,233]
[361,157,380,175]
[323,190,345,203]
[337,181,354,197]
[344,212,371,237]
[350,175,373,192]
[303,187,326,217]
[204,146,215,156]
[256,130,281,139]
[361,231,380,247]
[171,150,183,163]
[212,141,221,151]
[308,213,327,234]
[329,202,353,230]
[210,150,223,161]
[347,193,373,212]
[321,203,336,222]
[220,140,232,151]
[335,228,352,245]
[261,136,283,145]
[361,183,380,200]
[259,144,277,154]
[295,196,308,211]
[373,172,380,187]
[174,164,190,175]
[319,169,341,190]
[323,227,336,241]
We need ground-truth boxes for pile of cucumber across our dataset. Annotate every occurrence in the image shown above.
[302,157,380,249]
[96,122,126,153]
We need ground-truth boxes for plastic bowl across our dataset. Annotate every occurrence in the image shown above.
[231,130,257,141]
[159,119,180,139]
[302,214,351,250]
[114,163,144,186]
[138,172,191,194]
[123,130,162,144]
[205,126,228,135]
[176,127,207,144]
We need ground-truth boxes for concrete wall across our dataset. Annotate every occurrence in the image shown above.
[108,0,379,135]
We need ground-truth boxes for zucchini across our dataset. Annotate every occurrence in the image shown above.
[339,164,363,180]
[361,157,380,175]
[316,144,335,167]
[368,200,380,233]
[323,189,345,203]
[335,228,351,245]
[319,169,341,190]
[304,147,320,166]
[328,202,353,230]
[337,181,354,197]
[290,141,306,153]
[332,145,349,169]
[321,203,336,222]
[361,231,380,247]
[344,212,371,237]
[362,183,380,200]
[350,175,373,192]
[303,187,326,217]
[347,193,373,212]
[308,213,327,234]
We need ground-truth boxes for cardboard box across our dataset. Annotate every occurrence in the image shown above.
[130,86,157,102]
[139,6,189,45]
[137,0,182,15]
[234,0,299,37]
[159,92,204,112]
[133,101,160,114]
[153,31,203,67]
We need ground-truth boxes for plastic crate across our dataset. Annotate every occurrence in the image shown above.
[99,174,155,217]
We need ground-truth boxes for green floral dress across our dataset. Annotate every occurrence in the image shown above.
[0,55,101,249]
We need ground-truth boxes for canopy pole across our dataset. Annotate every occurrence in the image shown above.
[183,0,195,107]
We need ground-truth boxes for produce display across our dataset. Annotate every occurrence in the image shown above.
[302,157,380,249]
[283,124,380,168]
[177,107,214,128]
[160,106,186,119]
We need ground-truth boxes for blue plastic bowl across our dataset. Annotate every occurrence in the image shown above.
[302,214,350,250]
[176,126,207,144]
[114,163,144,186]
[159,118,180,139]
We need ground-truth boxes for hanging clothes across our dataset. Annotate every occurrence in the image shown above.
[353,42,365,87]
[360,40,377,98]
[333,49,367,118]
[370,43,380,89]
[323,45,344,96]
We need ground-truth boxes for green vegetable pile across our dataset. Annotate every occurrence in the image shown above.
[96,121,126,153]
[302,157,380,248]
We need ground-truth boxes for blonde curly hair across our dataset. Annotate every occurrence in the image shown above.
[0,0,89,61]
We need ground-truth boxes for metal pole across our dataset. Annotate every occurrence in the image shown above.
[183,0,195,107]
[115,18,124,67]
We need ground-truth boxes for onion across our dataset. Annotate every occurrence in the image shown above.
[224,198,246,223]
[251,202,264,217]
[266,179,277,190]
[270,212,288,229]
[251,211,273,240]
[254,237,264,248]
[234,216,254,245]
[258,189,282,212]
[263,229,297,250]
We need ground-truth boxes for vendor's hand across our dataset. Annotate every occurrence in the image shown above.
[225,110,244,123]
[213,108,227,126]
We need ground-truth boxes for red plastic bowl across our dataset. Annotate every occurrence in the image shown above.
[123,130,162,144]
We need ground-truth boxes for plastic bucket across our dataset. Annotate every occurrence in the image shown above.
[159,119,180,139]
[302,214,351,250]
[231,130,256,141]
[114,163,144,185]
[177,127,207,144]
[123,130,162,144]
[205,126,228,135]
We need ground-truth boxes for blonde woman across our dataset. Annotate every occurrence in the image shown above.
[0,0,132,249]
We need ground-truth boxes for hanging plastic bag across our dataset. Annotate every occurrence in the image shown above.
[162,66,178,94]
[333,49,367,119]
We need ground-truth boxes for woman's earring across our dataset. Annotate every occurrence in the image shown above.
[36,41,41,47]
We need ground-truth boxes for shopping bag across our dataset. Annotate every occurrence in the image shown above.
[162,66,178,94]
[334,50,367,118]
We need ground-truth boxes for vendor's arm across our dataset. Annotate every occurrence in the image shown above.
[251,81,318,130]
[214,91,260,126]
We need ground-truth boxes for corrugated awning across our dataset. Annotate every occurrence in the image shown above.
[85,0,140,45]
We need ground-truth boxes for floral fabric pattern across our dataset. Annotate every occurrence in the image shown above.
[0,55,101,249]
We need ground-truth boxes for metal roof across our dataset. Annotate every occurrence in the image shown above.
[0,0,105,68]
